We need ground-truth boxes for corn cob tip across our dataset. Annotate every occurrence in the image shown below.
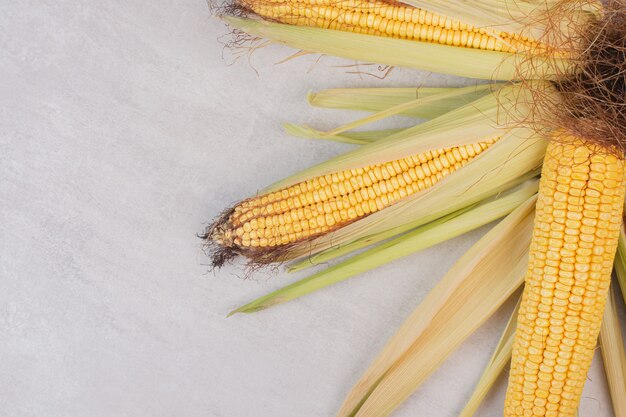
[201,200,324,268]
[200,206,240,268]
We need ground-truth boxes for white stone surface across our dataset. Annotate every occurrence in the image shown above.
[1,1,623,417]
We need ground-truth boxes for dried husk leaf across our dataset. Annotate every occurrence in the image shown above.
[337,196,536,417]
[599,287,626,417]
[307,84,495,119]
[283,124,401,145]
[459,298,520,417]
[614,226,626,304]
[402,0,602,42]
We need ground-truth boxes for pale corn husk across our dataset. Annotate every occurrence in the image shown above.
[277,129,545,261]
[337,196,535,417]
[615,226,626,304]
[599,287,626,417]
[318,86,503,138]
[459,298,520,417]
[307,84,495,119]
[283,124,401,145]
[222,16,569,80]
[280,84,547,267]
[286,84,497,145]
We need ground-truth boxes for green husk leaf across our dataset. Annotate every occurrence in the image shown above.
[320,85,502,137]
[599,287,626,417]
[229,207,472,316]
[264,84,539,191]
[283,123,400,145]
[337,196,536,417]
[290,85,498,145]
[459,298,520,417]
[308,84,495,119]
[223,17,568,80]
[615,226,626,304]
[229,180,537,315]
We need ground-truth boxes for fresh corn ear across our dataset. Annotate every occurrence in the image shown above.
[240,0,544,53]
[204,84,548,267]
[222,0,582,79]
[207,139,498,264]
[504,134,626,417]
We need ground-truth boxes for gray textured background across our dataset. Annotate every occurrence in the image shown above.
[2,1,623,416]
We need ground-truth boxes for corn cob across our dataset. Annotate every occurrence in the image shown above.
[238,0,547,54]
[209,139,497,256]
[504,134,626,417]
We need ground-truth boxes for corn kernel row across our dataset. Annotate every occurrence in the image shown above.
[242,0,544,53]
[214,139,497,249]
[504,137,626,417]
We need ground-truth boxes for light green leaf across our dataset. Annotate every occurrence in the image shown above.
[223,17,568,80]
[286,85,499,145]
[615,226,626,305]
[308,84,495,119]
[229,180,537,315]
[283,123,400,145]
[318,85,500,137]
[459,298,520,417]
